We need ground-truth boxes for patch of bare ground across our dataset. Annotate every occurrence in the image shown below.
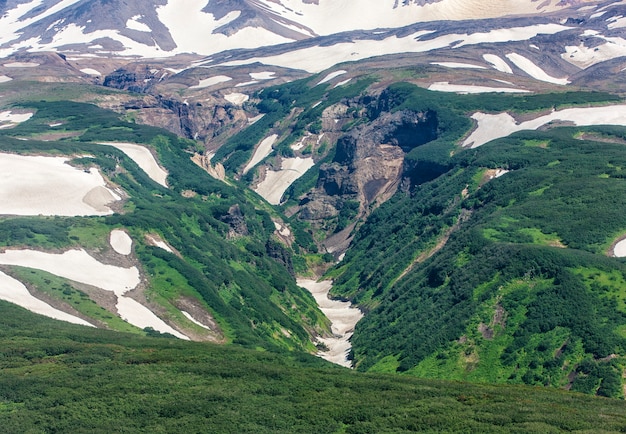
[576,132,626,145]
[479,303,507,340]
[173,296,225,343]
[22,131,83,141]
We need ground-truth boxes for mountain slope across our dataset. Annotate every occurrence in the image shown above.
[2,300,626,433]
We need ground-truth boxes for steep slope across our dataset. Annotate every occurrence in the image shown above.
[0,92,329,352]
[327,83,626,396]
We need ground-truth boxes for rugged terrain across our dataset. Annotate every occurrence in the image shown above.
[2,2,626,429]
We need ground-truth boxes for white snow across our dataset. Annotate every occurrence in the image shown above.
[98,142,168,187]
[431,61,486,69]
[0,75,13,83]
[463,104,626,148]
[224,92,249,105]
[109,229,132,255]
[182,310,212,330]
[80,68,101,76]
[190,75,232,89]
[562,34,626,69]
[220,24,571,73]
[235,80,258,87]
[254,157,315,205]
[0,153,120,216]
[334,78,352,88]
[297,279,363,368]
[0,248,188,339]
[0,270,94,326]
[126,15,151,32]
[316,70,347,85]
[506,52,569,85]
[243,134,278,174]
[156,0,289,55]
[146,234,174,253]
[250,71,275,80]
[614,239,626,257]
[253,0,573,37]
[428,82,529,94]
[483,54,513,73]
[0,110,33,127]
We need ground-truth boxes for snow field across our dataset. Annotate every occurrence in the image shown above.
[463,105,626,148]
[254,157,315,205]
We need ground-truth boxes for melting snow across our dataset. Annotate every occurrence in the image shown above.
[110,229,132,255]
[0,153,120,216]
[0,270,94,326]
[250,71,275,80]
[0,75,13,83]
[98,142,168,187]
[614,239,626,257]
[463,104,626,148]
[80,68,101,75]
[297,279,363,368]
[182,311,212,330]
[254,157,315,205]
[220,24,570,73]
[0,248,188,339]
[316,70,347,85]
[431,61,486,69]
[505,53,569,85]
[224,92,249,105]
[191,75,232,89]
[483,54,513,74]
[428,82,529,94]
[243,134,278,174]
[126,15,151,32]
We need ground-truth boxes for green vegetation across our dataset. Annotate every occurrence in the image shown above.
[0,99,325,351]
[326,83,626,394]
[1,301,626,433]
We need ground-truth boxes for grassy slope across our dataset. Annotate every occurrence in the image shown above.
[1,301,625,433]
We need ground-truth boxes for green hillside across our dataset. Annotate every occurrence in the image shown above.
[1,301,625,433]
[327,84,626,395]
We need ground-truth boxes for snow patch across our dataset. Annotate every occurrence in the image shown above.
[182,310,212,330]
[0,248,187,339]
[483,54,513,74]
[98,142,168,187]
[0,153,120,216]
[0,270,94,326]
[126,15,151,32]
[220,24,570,73]
[0,75,12,83]
[243,134,278,174]
[506,52,569,85]
[224,92,249,105]
[190,75,232,89]
[110,229,132,255]
[463,104,626,148]
[254,157,315,205]
[431,61,486,69]
[250,71,275,80]
[428,82,529,94]
[0,110,33,127]
[614,239,626,257]
[297,279,362,368]
[316,70,347,85]
[80,68,101,75]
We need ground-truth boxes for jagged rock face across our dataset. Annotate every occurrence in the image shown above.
[300,109,435,227]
